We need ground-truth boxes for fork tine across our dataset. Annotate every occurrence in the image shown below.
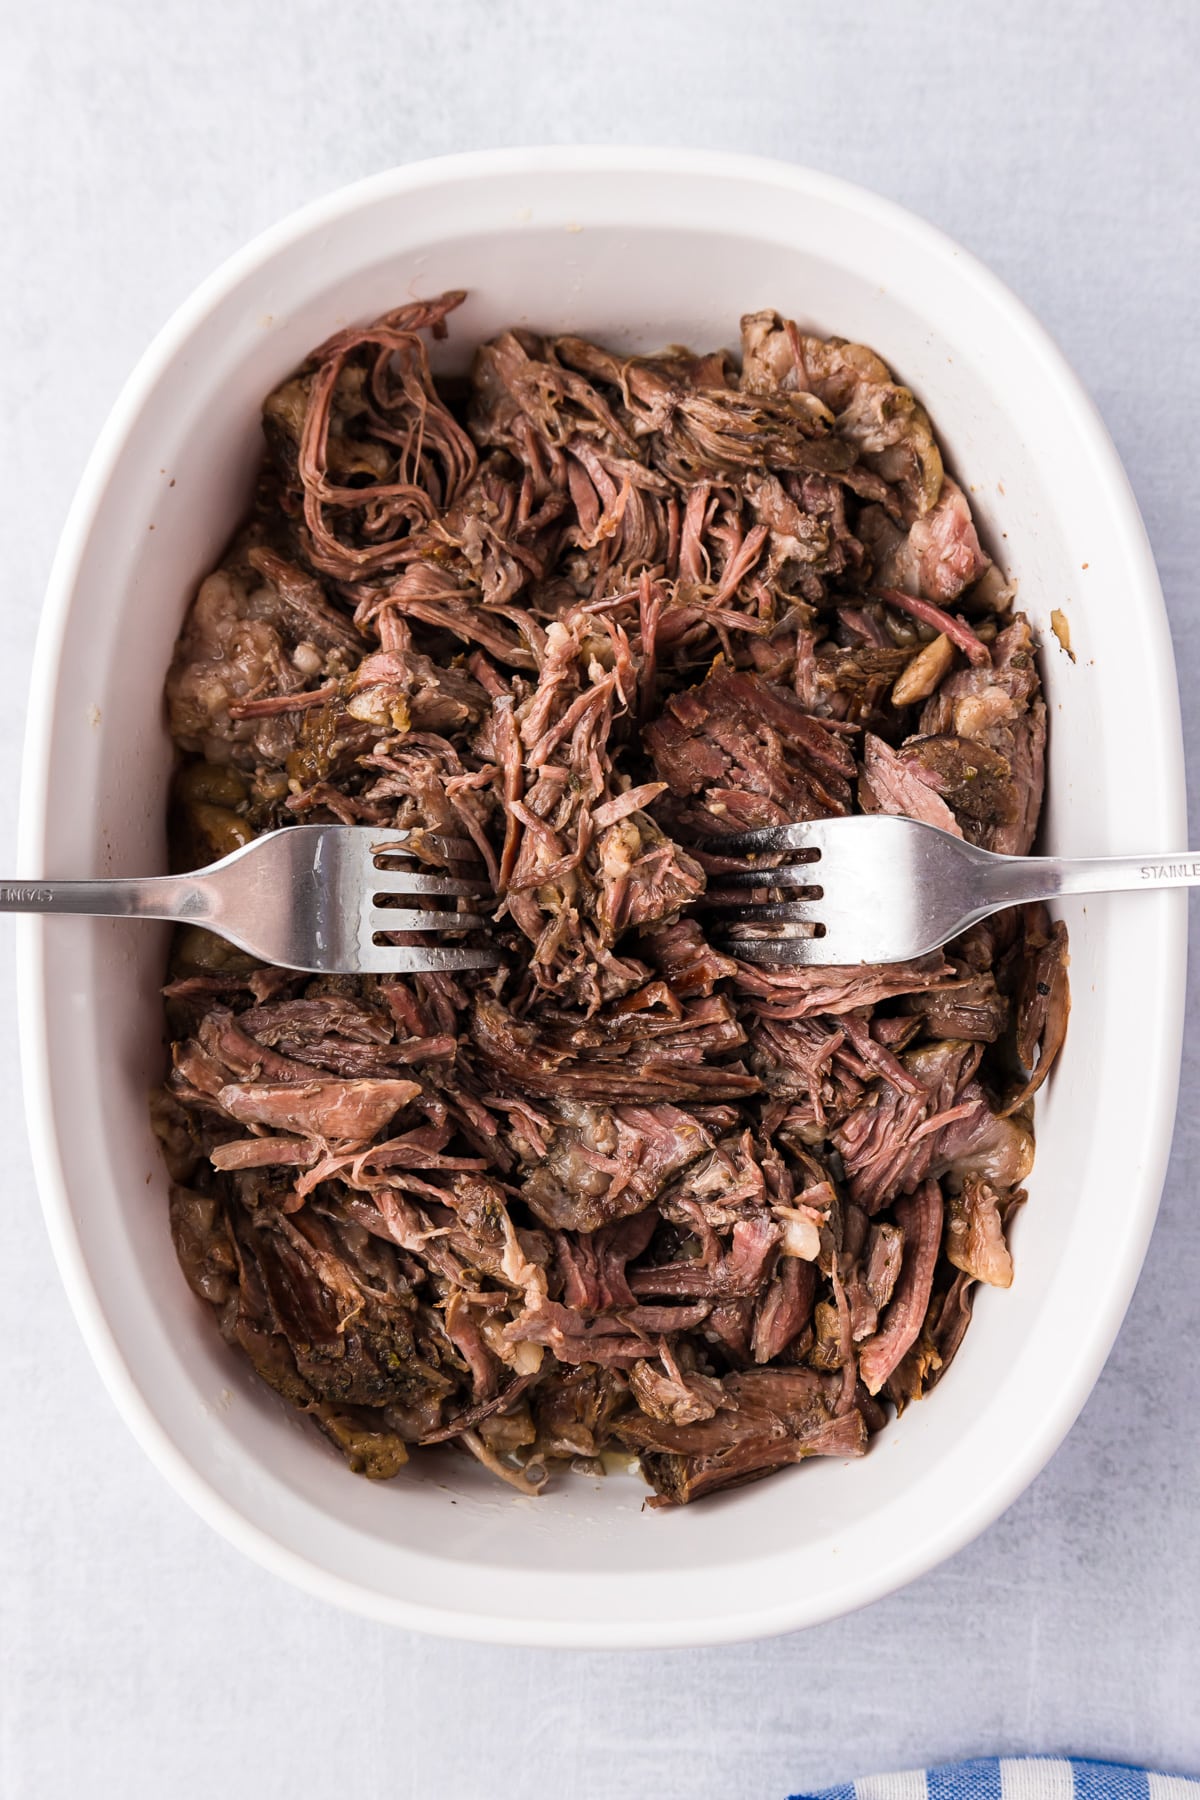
[359,944,502,973]
[708,863,823,890]
[366,870,488,897]
[399,834,489,865]
[367,907,489,931]
[719,898,823,923]
[701,823,823,855]
[353,834,491,884]
[715,935,828,966]
[360,829,484,864]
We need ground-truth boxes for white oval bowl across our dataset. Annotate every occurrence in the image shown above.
[18,148,1186,1648]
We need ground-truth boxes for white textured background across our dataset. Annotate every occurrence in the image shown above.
[2,3,1198,1796]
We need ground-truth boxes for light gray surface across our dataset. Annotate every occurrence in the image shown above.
[2,2,1198,1796]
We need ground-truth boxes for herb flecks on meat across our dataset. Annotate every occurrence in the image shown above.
[155,299,1067,1505]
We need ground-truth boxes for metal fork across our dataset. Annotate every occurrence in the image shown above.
[702,814,1200,966]
[0,824,500,974]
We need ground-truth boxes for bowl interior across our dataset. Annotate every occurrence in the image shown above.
[23,157,1185,1644]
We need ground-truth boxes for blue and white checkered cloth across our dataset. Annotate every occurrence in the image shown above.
[790,1761,1200,1800]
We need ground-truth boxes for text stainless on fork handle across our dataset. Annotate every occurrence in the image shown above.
[976,851,1200,909]
[0,875,216,922]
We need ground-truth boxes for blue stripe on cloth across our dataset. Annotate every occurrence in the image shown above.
[929,1760,1003,1800]
[788,1760,1197,1800]
[1071,1763,1151,1800]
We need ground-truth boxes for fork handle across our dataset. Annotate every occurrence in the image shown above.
[978,849,1200,907]
[0,874,214,921]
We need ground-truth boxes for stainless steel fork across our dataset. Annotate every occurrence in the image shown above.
[0,825,500,974]
[702,814,1200,966]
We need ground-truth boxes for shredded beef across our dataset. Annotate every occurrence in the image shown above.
[156,297,1067,1507]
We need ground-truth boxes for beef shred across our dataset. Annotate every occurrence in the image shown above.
[154,294,1068,1505]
